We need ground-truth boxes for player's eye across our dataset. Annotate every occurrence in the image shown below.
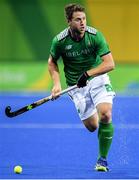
[75,18,81,22]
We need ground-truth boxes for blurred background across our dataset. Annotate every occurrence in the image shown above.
[0,0,139,94]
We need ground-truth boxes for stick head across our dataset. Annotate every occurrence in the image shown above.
[5,106,13,118]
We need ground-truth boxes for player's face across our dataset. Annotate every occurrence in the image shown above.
[68,11,86,35]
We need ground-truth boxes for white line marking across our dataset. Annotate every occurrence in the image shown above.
[116,124,139,129]
[0,123,139,129]
[0,123,84,129]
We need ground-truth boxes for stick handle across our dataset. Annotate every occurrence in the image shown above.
[59,84,77,95]
[35,85,77,105]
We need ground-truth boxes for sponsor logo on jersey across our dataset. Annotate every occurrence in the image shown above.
[65,45,72,50]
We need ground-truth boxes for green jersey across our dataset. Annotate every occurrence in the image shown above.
[50,26,110,86]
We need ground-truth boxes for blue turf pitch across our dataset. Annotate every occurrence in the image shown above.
[0,93,139,179]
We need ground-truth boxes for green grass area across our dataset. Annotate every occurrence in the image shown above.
[0,62,48,91]
[0,62,139,94]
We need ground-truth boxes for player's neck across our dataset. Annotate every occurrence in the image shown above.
[69,29,84,41]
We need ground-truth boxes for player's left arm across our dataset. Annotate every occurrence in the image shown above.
[87,30,115,76]
[77,30,115,88]
[77,52,115,88]
[87,52,115,77]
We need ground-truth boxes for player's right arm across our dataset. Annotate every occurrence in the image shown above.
[48,55,62,99]
[48,35,62,98]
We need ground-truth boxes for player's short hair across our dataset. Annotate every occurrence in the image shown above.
[65,3,85,21]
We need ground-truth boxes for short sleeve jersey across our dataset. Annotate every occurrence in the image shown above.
[50,26,110,86]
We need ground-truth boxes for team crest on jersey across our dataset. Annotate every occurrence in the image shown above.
[65,45,72,50]
[88,41,91,47]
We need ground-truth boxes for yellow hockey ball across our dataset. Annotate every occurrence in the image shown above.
[14,165,22,174]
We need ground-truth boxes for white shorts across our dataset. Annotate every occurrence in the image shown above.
[68,74,115,121]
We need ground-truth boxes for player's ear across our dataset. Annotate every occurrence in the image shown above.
[67,19,72,26]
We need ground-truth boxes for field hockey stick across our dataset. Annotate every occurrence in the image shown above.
[5,85,77,118]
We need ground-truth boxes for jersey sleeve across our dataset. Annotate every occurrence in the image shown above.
[95,31,110,57]
[50,36,61,61]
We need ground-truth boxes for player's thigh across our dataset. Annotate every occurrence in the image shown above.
[90,83,115,123]
[68,87,96,121]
